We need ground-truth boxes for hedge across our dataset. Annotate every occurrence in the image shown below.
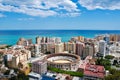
[47,66,83,77]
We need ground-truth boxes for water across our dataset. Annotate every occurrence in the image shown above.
[0,30,120,45]
[41,75,55,80]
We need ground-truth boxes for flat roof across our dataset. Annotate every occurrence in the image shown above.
[28,72,41,78]
[84,64,105,78]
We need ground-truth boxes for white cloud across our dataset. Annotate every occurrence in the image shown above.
[18,18,34,21]
[0,13,6,18]
[0,0,80,17]
[79,0,120,10]
[0,0,120,17]
[58,12,80,17]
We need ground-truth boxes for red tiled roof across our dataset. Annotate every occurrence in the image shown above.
[84,64,105,78]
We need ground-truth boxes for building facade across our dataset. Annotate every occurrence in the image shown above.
[76,42,85,57]
[99,40,107,57]
[64,42,76,54]
[32,60,47,75]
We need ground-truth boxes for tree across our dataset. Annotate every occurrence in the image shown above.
[17,71,29,80]
[96,52,103,59]
[4,70,10,75]
[0,53,3,58]
[28,63,32,68]
[113,60,118,65]
[105,55,114,60]
[6,45,12,48]
[9,69,29,80]
[45,51,51,54]
[105,69,120,80]
[96,58,111,70]
[10,76,18,80]
[0,45,12,49]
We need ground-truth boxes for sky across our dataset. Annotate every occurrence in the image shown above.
[0,0,120,30]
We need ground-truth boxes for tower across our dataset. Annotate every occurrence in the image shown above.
[99,40,107,57]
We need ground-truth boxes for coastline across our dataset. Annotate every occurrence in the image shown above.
[0,30,120,45]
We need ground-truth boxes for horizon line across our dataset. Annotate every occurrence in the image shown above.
[0,29,120,31]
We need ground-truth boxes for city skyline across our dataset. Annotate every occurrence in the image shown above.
[0,0,120,30]
[0,1,120,79]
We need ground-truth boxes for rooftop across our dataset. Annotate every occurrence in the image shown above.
[33,60,46,65]
[84,64,105,78]
[28,72,41,78]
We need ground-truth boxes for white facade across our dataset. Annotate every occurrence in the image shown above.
[28,72,41,80]
[32,60,47,75]
[55,43,64,53]
[64,42,76,54]
[99,40,107,57]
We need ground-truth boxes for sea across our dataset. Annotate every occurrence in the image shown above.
[0,30,120,45]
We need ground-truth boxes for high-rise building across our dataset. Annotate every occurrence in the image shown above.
[64,42,76,54]
[110,35,117,42]
[103,34,110,43]
[17,38,32,46]
[36,36,61,44]
[70,37,78,42]
[32,60,47,75]
[12,56,19,68]
[42,37,46,43]
[55,43,64,53]
[76,42,85,57]
[70,36,84,42]
[46,43,55,53]
[40,43,48,53]
[27,39,32,44]
[30,44,41,57]
[40,43,55,54]
[4,48,31,68]
[55,37,61,43]
[117,35,120,41]
[99,40,107,57]
[83,45,94,58]
[36,36,42,44]
[78,36,84,42]
[95,35,104,41]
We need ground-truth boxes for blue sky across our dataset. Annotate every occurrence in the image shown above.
[0,0,120,30]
